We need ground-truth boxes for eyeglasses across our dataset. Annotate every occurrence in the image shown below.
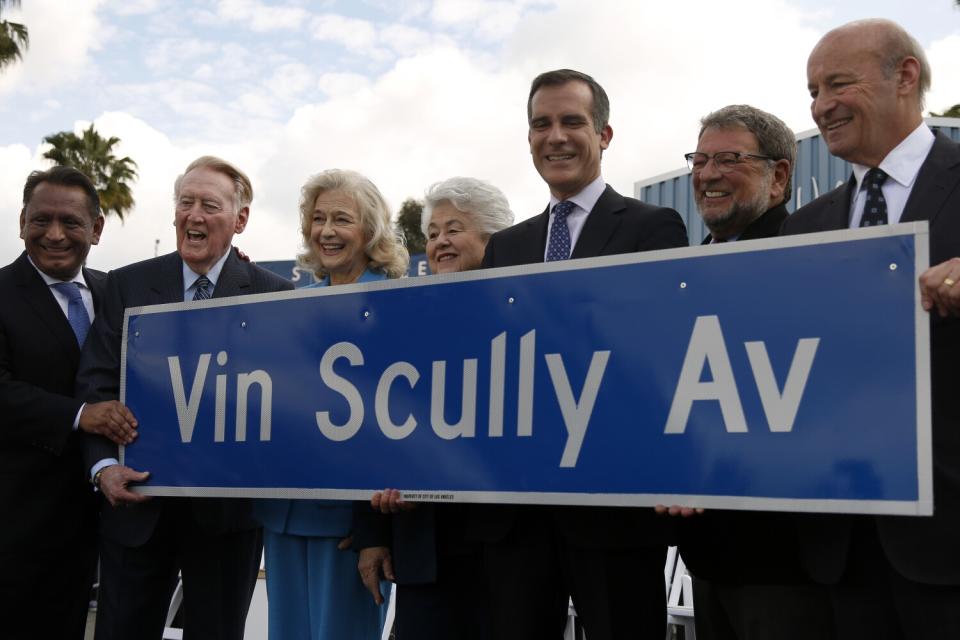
[684,151,775,174]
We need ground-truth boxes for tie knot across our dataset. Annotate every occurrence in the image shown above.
[193,275,212,300]
[553,201,574,219]
[865,168,888,189]
[53,281,82,302]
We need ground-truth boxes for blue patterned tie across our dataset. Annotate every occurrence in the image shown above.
[860,168,888,227]
[193,275,212,300]
[546,201,574,261]
[53,282,91,346]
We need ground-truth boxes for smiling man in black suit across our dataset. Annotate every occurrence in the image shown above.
[76,155,294,640]
[473,69,688,640]
[782,18,960,639]
[0,166,138,639]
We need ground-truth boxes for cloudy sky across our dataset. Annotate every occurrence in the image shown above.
[1,0,958,271]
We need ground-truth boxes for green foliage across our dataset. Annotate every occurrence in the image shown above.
[931,104,960,118]
[395,197,426,254]
[43,124,139,220]
[0,0,29,72]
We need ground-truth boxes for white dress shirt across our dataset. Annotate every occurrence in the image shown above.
[543,175,606,261]
[848,123,935,228]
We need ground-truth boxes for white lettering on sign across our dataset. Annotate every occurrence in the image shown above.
[167,352,273,443]
[314,332,610,468]
[664,315,819,434]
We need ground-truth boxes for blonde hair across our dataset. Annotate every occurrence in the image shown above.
[297,169,409,279]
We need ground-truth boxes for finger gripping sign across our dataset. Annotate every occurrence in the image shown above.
[121,223,931,516]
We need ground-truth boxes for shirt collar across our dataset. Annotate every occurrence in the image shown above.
[851,122,934,191]
[26,254,88,288]
[549,175,606,214]
[183,247,231,294]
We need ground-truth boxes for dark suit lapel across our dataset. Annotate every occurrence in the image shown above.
[521,209,551,264]
[570,185,624,259]
[739,204,789,241]
[213,249,252,298]
[816,179,856,231]
[901,133,960,225]
[147,252,186,304]
[12,252,80,362]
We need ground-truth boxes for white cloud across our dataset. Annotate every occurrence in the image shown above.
[0,0,103,93]
[216,0,307,32]
[309,13,390,60]
[926,34,960,115]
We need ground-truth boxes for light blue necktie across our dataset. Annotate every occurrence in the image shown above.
[53,282,91,346]
[546,201,574,261]
[193,275,212,300]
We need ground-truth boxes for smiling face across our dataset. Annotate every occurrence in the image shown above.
[20,182,104,280]
[175,166,248,274]
[425,202,488,274]
[310,189,370,285]
[528,80,612,200]
[693,126,787,240]
[807,25,921,167]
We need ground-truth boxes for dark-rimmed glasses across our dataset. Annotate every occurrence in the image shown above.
[684,151,775,174]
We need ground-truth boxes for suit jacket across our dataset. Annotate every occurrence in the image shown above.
[471,184,688,549]
[77,249,294,547]
[678,204,812,582]
[0,252,103,553]
[781,132,960,584]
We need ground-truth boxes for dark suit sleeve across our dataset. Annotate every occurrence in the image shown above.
[0,320,81,454]
[635,207,688,251]
[76,270,127,470]
[351,501,392,550]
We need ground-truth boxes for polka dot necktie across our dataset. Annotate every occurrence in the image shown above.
[546,201,574,261]
[193,275,212,300]
[860,168,888,227]
[53,282,91,346]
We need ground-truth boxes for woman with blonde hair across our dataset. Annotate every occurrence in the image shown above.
[255,169,407,640]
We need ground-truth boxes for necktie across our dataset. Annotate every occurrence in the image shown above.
[53,282,91,346]
[546,201,574,261]
[860,168,888,227]
[193,275,212,300]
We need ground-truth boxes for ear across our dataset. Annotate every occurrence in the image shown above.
[897,56,921,99]
[600,124,613,151]
[91,214,105,246]
[769,159,791,203]
[19,211,26,240]
[234,206,250,234]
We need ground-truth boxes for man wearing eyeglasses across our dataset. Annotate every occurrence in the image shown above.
[76,156,293,640]
[782,19,960,639]
[674,105,834,640]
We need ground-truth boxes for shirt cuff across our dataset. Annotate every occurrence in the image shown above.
[73,403,85,431]
[90,458,119,483]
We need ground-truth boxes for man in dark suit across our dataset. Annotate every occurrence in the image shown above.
[673,105,833,639]
[0,166,138,639]
[474,69,688,640]
[782,19,960,638]
[77,155,294,640]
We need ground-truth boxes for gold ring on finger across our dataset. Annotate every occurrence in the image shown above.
[944,277,956,288]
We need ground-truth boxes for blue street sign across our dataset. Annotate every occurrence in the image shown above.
[121,224,932,515]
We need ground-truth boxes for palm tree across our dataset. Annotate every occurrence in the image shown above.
[43,124,139,220]
[0,0,28,71]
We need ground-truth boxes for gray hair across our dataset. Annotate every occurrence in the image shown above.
[174,155,253,211]
[422,176,515,238]
[699,104,796,203]
[872,19,931,110]
[297,169,409,279]
[528,69,610,134]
